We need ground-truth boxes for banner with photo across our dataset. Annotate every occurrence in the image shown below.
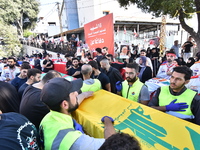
[73,90,200,150]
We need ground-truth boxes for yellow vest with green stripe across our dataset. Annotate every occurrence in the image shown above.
[81,79,101,92]
[159,86,196,117]
[122,79,143,102]
[40,111,82,150]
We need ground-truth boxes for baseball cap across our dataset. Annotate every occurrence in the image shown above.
[40,77,83,108]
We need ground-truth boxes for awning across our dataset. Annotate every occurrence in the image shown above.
[53,27,84,38]
[114,20,180,33]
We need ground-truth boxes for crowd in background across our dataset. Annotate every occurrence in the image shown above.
[0,35,200,149]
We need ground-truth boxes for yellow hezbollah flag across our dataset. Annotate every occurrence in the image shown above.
[73,90,200,150]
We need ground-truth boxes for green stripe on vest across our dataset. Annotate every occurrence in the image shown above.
[40,111,82,150]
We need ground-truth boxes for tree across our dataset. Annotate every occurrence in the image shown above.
[0,21,21,57]
[117,0,200,49]
[23,30,35,38]
[0,0,39,37]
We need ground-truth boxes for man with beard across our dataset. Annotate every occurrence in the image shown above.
[1,57,20,82]
[42,54,53,73]
[39,78,116,150]
[20,70,61,129]
[11,62,31,91]
[67,57,82,78]
[156,51,177,79]
[149,66,200,125]
[88,60,111,92]
[18,68,42,100]
[116,63,150,105]
[100,58,123,94]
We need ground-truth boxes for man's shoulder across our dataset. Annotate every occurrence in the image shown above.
[23,85,41,97]
[110,66,119,72]
[19,83,29,91]
[99,72,108,78]
[11,76,20,83]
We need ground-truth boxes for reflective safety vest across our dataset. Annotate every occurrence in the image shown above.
[40,111,82,150]
[159,86,196,119]
[122,79,143,102]
[81,79,101,92]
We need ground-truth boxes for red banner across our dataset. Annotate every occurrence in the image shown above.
[84,13,114,55]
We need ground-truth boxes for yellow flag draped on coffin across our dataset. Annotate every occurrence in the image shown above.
[72,90,200,150]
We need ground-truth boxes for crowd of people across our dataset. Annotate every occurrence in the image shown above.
[0,35,200,149]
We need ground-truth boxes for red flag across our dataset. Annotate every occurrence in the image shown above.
[133,28,138,37]
[124,25,126,34]
[149,39,155,45]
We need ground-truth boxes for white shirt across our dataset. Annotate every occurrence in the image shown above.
[156,63,176,79]
[190,61,200,76]
[1,66,20,81]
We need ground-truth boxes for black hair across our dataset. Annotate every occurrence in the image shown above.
[21,62,31,70]
[174,59,181,66]
[72,57,79,62]
[98,132,141,150]
[126,63,139,73]
[106,54,114,61]
[65,54,71,58]
[140,49,146,53]
[0,81,20,113]
[8,56,16,62]
[43,54,50,58]
[48,94,71,112]
[102,47,108,50]
[166,50,176,55]
[27,68,42,78]
[88,60,99,69]
[173,66,192,80]
[96,48,102,54]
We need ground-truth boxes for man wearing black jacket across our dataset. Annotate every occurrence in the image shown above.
[100,58,123,94]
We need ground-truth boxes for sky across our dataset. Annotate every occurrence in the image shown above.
[38,0,63,19]
[37,0,198,33]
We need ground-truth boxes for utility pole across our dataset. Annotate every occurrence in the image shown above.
[56,2,63,44]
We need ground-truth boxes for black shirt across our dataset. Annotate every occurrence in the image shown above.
[0,112,39,150]
[67,66,82,78]
[34,59,41,70]
[20,85,50,129]
[94,72,110,91]
[111,62,126,71]
[43,59,53,73]
[66,61,72,69]
[139,66,152,83]
[18,83,29,100]
[101,66,123,93]
[184,41,193,53]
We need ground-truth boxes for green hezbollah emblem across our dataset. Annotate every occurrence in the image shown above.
[114,106,188,150]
